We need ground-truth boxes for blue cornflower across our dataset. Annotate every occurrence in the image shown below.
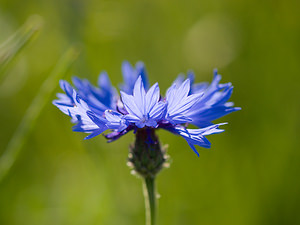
[53,61,240,156]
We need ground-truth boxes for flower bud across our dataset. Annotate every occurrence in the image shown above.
[128,128,168,178]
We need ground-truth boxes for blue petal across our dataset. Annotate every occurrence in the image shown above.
[120,61,149,94]
[86,110,107,127]
[121,61,135,90]
[98,71,112,92]
[164,124,225,156]
[135,61,149,90]
[168,115,193,124]
[104,110,128,131]
[84,128,107,140]
[53,80,75,110]
[124,114,140,123]
[174,79,190,102]
[120,76,165,127]
[187,142,200,157]
[71,74,117,115]
[166,78,203,124]
[185,69,241,127]
[133,76,146,114]
[145,119,158,128]
[120,91,143,118]
[145,82,160,113]
[59,80,74,100]
[149,101,167,120]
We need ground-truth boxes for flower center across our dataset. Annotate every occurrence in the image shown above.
[141,114,149,123]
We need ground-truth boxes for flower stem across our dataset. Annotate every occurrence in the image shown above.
[143,176,156,225]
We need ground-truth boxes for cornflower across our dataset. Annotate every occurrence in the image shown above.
[53,61,240,225]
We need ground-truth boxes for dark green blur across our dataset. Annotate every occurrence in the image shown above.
[0,0,299,224]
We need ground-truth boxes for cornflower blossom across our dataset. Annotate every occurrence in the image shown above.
[53,61,240,156]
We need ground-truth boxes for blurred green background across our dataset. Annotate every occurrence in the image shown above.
[0,0,299,224]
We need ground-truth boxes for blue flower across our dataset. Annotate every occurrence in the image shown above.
[121,77,167,128]
[53,72,118,119]
[72,72,118,115]
[165,78,204,124]
[53,61,240,156]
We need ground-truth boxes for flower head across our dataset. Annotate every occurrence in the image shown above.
[121,77,167,128]
[53,61,240,156]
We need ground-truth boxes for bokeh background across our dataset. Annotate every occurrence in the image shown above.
[0,0,299,224]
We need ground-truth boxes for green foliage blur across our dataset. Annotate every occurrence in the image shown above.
[0,0,299,224]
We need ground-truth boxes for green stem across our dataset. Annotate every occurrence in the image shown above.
[143,176,156,225]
